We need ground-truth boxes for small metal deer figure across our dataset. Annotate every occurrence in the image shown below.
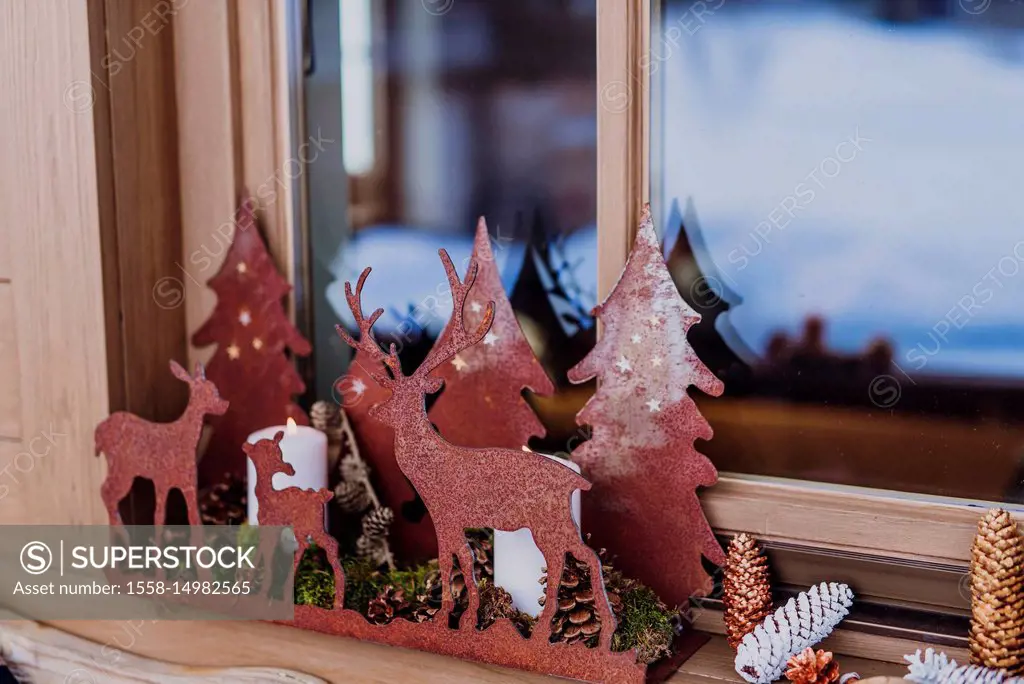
[244,432,343,608]
[337,250,617,647]
[95,360,228,526]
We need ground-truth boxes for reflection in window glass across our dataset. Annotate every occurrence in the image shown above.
[653,0,1024,501]
[340,0,375,175]
[309,0,598,450]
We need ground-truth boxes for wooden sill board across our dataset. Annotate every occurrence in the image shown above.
[25,618,908,683]
[675,637,903,682]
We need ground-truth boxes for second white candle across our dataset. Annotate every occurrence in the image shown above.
[493,452,583,616]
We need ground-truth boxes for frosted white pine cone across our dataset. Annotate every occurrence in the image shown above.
[905,648,1024,684]
[734,582,854,683]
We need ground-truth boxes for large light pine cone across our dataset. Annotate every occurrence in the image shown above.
[970,509,1024,674]
[735,582,855,684]
[907,648,1024,683]
[724,533,773,650]
[785,648,840,683]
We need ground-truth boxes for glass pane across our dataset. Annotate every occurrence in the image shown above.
[651,0,1024,502]
[306,0,598,451]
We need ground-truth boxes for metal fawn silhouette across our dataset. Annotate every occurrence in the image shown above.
[96,361,228,526]
[336,250,617,647]
[244,432,343,609]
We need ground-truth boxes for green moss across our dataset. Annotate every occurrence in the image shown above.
[386,560,437,597]
[340,556,384,613]
[293,541,675,665]
[295,544,335,609]
[612,584,675,664]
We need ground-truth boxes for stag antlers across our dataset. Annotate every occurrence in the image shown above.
[336,250,495,380]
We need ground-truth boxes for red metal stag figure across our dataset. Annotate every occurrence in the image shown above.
[336,250,617,646]
[244,432,343,608]
[95,361,229,526]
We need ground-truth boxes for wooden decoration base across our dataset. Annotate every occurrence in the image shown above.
[289,606,646,683]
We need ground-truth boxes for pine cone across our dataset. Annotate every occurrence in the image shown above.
[970,509,1024,674]
[198,473,246,525]
[724,533,773,650]
[412,597,440,624]
[311,400,344,469]
[416,568,467,626]
[355,534,389,567]
[539,550,625,648]
[310,400,342,431]
[735,582,854,684]
[477,581,535,636]
[366,585,411,625]
[334,480,370,514]
[785,648,840,683]
[467,529,494,582]
[906,648,1024,683]
[362,507,394,539]
[414,571,444,623]
[340,453,370,485]
[545,559,602,646]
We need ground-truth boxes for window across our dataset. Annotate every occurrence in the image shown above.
[307,0,600,453]
[645,0,1024,640]
[652,0,1024,503]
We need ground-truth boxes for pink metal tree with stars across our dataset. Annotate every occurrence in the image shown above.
[429,217,555,449]
[568,205,726,607]
[191,197,312,485]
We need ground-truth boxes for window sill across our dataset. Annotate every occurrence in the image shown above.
[20,616,914,683]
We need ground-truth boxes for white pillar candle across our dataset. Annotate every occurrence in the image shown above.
[246,418,329,525]
[494,451,583,617]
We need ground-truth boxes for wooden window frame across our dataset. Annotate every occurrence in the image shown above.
[175,0,304,369]
[1,0,973,676]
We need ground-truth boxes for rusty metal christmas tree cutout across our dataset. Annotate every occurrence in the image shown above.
[192,196,311,485]
[568,205,726,607]
[428,218,555,449]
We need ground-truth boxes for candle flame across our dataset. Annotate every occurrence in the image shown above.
[287,417,298,435]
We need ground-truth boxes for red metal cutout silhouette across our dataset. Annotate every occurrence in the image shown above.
[337,348,438,563]
[191,197,311,485]
[336,250,617,646]
[92,238,737,681]
[568,206,725,607]
[95,361,228,526]
[428,218,555,448]
[244,432,343,608]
